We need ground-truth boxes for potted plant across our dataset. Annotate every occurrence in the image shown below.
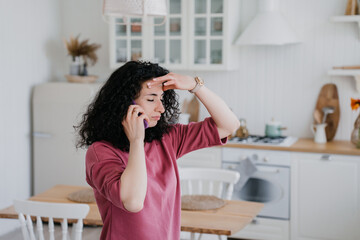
[64,35,101,83]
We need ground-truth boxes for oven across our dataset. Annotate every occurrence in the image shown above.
[222,148,291,239]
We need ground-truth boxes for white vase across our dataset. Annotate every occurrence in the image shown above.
[69,57,81,75]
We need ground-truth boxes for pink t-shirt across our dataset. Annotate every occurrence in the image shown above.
[85,117,227,240]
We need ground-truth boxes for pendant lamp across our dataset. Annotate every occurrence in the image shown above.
[103,0,167,25]
[235,0,300,46]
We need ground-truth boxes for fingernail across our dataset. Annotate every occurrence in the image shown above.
[153,78,156,81]
[147,83,151,88]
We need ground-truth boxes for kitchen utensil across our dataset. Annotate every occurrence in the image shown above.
[322,106,335,123]
[265,119,287,137]
[314,84,340,141]
[345,0,358,15]
[313,109,322,124]
[311,123,327,144]
[187,96,200,122]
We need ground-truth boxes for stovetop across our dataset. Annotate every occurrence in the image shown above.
[228,135,298,147]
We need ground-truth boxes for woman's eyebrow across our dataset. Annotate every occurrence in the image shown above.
[146,93,164,97]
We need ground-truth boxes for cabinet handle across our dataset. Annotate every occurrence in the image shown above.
[33,132,52,138]
[321,154,332,160]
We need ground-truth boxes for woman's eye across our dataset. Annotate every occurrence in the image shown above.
[147,99,154,102]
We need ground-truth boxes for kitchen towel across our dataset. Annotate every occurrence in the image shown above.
[234,157,257,191]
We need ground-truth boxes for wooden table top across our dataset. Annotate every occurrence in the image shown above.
[0,185,263,236]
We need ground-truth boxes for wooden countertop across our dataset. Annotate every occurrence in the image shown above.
[0,185,263,236]
[224,138,360,156]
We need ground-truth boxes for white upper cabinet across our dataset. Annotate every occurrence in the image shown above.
[109,0,240,70]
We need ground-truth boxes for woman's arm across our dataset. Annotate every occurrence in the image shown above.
[120,105,149,212]
[192,85,239,138]
[149,73,240,139]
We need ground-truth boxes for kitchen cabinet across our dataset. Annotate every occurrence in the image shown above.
[291,152,360,240]
[109,0,241,70]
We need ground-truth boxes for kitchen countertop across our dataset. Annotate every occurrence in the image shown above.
[224,138,360,156]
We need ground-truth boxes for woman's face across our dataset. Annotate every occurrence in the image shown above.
[134,80,165,128]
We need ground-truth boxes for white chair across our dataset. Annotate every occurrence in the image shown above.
[14,200,90,240]
[178,167,240,240]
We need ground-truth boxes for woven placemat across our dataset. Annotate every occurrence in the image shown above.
[67,188,95,203]
[181,195,226,211]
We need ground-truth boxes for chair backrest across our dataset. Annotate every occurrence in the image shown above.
[14,200,90,240]
[178,168,240,200]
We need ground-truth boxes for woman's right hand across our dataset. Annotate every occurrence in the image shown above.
[122,105,150,142]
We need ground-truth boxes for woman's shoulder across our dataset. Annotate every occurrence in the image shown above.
[87,140,124,159]
[89,140,115,150]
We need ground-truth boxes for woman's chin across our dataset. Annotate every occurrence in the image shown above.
[147,121,157,128]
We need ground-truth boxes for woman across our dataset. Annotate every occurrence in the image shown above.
[76,61,239,240]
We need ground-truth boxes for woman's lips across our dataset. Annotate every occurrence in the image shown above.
[152,116,161,120]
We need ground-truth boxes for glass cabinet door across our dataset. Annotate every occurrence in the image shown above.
[152,0,184,66]
[114,17,143,64]
[193,0,224,66]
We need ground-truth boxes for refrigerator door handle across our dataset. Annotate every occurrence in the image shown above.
[33,132,52,138]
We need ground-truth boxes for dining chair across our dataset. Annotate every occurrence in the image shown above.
[13,199,90,240]
[178,167,240,240]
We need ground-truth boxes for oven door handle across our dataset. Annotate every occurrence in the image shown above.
[256,166,280,173]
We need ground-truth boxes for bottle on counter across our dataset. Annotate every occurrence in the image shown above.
[236,118,249,138]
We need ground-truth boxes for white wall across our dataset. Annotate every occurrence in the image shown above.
[0,0,62,235]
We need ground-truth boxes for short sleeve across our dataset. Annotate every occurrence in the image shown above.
[85,143,129,211]
[167,117,227,159]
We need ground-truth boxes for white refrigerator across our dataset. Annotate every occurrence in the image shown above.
[32,82,102,194]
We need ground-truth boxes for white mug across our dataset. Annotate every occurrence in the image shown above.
[311,123,327,144]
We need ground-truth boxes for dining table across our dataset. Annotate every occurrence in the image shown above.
[0,185,263,238]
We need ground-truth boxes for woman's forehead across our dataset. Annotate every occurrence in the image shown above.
[140,80,163,96]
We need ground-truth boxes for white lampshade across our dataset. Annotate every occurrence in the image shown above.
[235,0,300,46]
[103,0,167,25]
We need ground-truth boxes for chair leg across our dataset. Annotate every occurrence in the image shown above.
[197,233,202,240]
[190,232,195,240]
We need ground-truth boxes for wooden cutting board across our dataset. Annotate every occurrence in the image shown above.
[182,96,200,122]
[314,84,340,141]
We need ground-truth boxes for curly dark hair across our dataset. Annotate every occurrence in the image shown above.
[75,61,180,151]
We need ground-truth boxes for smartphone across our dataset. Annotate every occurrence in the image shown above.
[132,100,149,129]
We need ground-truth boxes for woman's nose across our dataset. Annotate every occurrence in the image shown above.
[156,101,165,113]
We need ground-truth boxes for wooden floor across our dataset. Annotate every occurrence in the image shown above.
[0,224,102,240]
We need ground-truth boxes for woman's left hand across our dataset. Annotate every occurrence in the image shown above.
[147,73,196,91]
